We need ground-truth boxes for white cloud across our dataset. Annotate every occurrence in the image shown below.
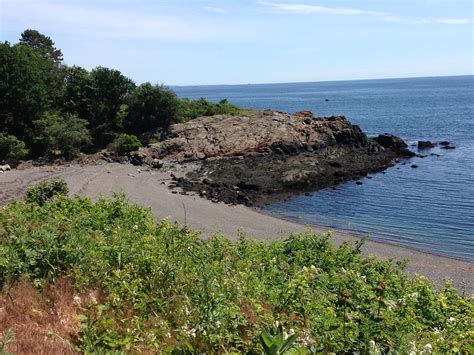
[258,1,386,17]
[0,0,219,40]
[435,18,474,25]
[204,6,227,14]
[259,1,474,26]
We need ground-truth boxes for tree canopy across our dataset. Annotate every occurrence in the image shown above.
[0,29,242,163]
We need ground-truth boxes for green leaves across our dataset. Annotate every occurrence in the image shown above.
[260,324,297,355]
[0,183,472,353]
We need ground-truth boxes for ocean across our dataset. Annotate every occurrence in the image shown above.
[174,75,474,261]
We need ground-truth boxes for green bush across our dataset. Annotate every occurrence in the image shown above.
[180,98,241,121]
[126,83,181,133]
[0,133,29,165]
[25,177,69,206]
[0,184,472,353]
[34,111,92,159]
[108,134,142,154]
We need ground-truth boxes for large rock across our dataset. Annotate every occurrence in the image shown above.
[140,111,372,161]
[374,134,415,157]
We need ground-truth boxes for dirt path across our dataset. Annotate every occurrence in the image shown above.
[1,162,472,292]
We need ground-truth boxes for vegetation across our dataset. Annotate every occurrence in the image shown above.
[108,134,143,155]
[0,133,29,166]
[0,29,245,163]
[0,180,472,353]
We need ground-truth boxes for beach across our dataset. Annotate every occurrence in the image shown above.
[1,161,472,292]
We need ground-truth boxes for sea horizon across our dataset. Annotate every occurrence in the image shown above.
[172,74,474,89]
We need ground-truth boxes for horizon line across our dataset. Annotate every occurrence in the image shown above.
[170,74,473,88]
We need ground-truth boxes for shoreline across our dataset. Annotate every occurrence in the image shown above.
[1,162,472,292]
[257,207,474,264]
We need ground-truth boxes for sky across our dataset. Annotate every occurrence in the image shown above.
[0,0,473,85]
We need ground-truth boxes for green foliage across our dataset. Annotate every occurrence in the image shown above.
[180,97,241,121]
[25,177,69,206]
[0,328,15,355]
[87,67,136,145]
[261,324,298,354]
[108,134,142,154]
[34,111,92,159]
[0,133,29,165]
[0,184,472,353]
[0,41,60,140]
[126,83,181,133]
[19,29,63,65]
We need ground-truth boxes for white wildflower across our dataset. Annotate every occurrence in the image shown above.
[422,343,432,354]
[132,225,138,231]
[411,292,419,299]
[73,295,82,307]
[408,341,417,355]
[369,340,377,353]
[447,317,455,323]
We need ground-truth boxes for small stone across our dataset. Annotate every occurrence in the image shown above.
[411,164,418,168]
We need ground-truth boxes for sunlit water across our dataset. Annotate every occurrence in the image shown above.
[174,76,474,260]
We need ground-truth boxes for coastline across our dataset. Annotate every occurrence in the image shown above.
[1,162,472,292]
[257,207,474,264]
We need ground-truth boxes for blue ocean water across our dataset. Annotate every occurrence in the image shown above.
[174,76,474,261]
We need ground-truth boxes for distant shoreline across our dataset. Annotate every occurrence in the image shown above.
[172,74,474,89]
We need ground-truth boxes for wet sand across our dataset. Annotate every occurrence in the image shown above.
[1,162,472,292]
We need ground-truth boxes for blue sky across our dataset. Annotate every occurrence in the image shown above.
[1,0,473,85]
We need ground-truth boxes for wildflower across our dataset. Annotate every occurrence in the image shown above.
[369,340,377,353]
[132,224,138,231]
[447,317,455,323]
[73,295,82,307]
[422,343,432,354]
[408,341,417,355]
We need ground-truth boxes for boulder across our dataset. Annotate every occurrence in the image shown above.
[0,164,11,172]
[418,140,436,149]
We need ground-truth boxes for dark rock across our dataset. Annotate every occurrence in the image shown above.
[374,134,415,157]
[439,141,450,146]
[440,145,456,150]
[411,164,418,168]
[150,158,163,169]
[418,140,436,149]
[356,181,363,185]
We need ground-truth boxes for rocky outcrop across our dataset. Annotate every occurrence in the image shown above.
[137,110,415,205]
[139,111,378,162]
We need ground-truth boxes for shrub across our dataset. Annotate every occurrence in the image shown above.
[126,83,181,134]
[180,98,241,121]
[33,111,92,159]
[0,133,29,165]
[25,177,69,206]
[108,134,142,154]
[0,184,472,353]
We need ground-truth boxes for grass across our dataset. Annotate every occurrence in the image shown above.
[0,180,473,353]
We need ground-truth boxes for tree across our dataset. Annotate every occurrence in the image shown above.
[126,83,181,134]
[34,112,92,159]
[88,67,135,146]
[61,65,93,119]
[19,29,63,65]
[0,42,59,141]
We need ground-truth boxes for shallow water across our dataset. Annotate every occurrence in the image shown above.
[174,76,474,261]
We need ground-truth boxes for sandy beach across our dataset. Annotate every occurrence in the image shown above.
[1,161,472,292]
